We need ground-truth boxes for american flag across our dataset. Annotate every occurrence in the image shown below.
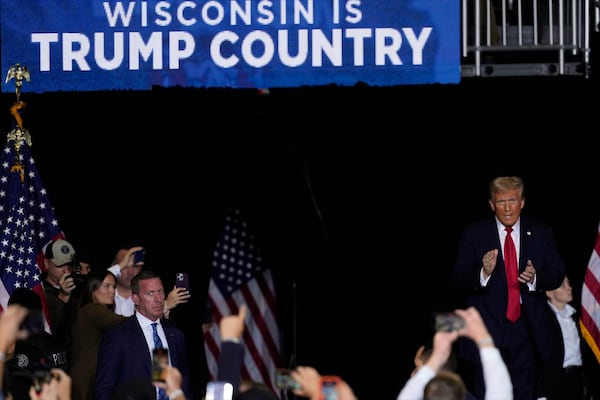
[0,116,63,329]
[203,207,281,395]
[581,221,600,364]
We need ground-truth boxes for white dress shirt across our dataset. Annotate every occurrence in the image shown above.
[548,302,583,367]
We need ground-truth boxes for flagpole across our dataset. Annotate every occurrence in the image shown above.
[5,63,32,184]
[0,63,63,333]
[283,280,298,400]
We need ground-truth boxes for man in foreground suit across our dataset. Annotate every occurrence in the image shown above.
[94,270,192,400]
[452,176,566,400]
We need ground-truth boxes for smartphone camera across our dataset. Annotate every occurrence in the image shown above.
[133,249,146,264]
[275,368,302,391]
[434,312,465,332]
[67,255,84,288]
[175,272,189,292]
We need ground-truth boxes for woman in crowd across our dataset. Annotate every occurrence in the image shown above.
[69,269,125,400]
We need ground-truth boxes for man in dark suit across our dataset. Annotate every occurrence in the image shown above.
[94,270,192,400]
[452,176,566,400]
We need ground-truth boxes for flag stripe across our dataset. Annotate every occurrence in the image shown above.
[240,277,278,382]
[581,222,600,364]
[241,273,280,362]
[204,208,281,396]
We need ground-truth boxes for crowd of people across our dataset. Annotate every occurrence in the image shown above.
[0,175,598,400]
[1,242,192,400]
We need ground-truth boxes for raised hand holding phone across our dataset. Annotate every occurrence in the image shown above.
[164,273,192,316]
[133,249,146,263]
[290,366,358,400]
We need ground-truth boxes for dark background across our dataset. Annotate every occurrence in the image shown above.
[1,74,599,399]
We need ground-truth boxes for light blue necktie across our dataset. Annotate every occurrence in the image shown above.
[151,323,168,400]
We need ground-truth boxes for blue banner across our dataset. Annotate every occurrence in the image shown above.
[1,1,460,92]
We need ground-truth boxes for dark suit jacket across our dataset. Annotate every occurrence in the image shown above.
[94,314,192,400]
[217,341,244,391]
[452,216,566,363]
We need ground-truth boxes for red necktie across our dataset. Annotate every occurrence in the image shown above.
[504,227,520,322]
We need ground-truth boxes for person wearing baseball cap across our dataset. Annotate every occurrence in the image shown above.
[44,240,76,268]
[42,239,78,363]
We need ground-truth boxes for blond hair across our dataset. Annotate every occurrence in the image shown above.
[489,176,524,200]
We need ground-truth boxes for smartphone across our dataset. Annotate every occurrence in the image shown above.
[205,381,234,400]
[133,249,146,263]
[175,272,189,292]
[320,376,341,400]
[434,312,465,332]
[152,348,169,382]
[275,368,301,391]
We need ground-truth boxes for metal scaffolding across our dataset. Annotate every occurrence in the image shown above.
[461,0,598,78]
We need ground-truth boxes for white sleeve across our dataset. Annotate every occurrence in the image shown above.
[480,347,513,400]
[107,264,121,278]
[396,366,436,400]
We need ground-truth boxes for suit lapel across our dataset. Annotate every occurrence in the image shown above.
[130,316,154,375]
[518,218,534,273]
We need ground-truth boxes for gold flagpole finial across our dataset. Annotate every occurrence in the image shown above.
[5,63,30,104]
[5,64,32,183]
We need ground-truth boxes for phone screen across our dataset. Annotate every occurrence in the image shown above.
[205,381,234,400]
[275,368,301,391]
[320,376,340,400]
[434,312,465,332]
[152,348,169,382]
